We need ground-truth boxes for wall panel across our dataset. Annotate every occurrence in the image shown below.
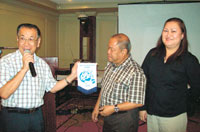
[0,1,58,57]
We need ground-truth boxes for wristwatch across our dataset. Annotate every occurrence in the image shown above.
[114,104,119,113]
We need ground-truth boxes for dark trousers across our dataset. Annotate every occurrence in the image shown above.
[103,108,139,132]
[0,107,44,132]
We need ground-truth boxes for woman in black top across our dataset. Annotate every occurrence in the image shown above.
[139,17,200,132]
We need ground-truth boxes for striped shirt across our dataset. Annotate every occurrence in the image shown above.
[100,56,146,107]
[0,50,57,108]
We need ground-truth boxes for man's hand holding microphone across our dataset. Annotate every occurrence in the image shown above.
[23,49,36,77]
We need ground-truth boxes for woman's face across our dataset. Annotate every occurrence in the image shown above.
[162,21,184,50]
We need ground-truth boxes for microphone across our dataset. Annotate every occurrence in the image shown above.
[24,50,37,77]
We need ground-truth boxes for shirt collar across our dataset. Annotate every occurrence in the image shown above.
[111,55,132,68]
[16,50,38,63]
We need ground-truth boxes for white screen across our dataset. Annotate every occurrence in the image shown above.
[119,2,200,65]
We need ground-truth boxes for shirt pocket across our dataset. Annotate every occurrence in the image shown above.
[112,79,129,102]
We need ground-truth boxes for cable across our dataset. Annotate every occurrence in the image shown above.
[95,122,102,132]
[68,42,74,61]
[56,114,76,130]
[64,118,79,132]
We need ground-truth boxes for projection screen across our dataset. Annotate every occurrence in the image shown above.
[118,2,200,65]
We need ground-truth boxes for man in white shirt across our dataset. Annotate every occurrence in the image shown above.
[0,23,78,132]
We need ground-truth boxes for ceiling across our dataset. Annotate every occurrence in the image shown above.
[17,0,199,13]
[50,0,141,4]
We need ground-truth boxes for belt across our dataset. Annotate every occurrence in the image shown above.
[2,106,41,114]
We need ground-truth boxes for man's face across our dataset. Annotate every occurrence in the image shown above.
[17,27,40,55]
[107,38,125,65]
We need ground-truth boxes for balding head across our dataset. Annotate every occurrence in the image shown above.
[107,33,131,65]
[111,33,131,54]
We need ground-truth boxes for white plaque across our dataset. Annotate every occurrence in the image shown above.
[77,63,97,94]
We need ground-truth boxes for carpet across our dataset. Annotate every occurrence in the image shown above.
[56,97,147,132]
[56,97,200,132]
[57,112,103,132]
[56,98,104,132]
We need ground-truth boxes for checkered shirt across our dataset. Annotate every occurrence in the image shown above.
[100,56,146,107]
[0,50,57,108]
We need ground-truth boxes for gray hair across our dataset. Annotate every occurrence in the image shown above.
[111,33,131,54]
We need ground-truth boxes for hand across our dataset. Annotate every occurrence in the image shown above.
[22,52,34,71]
[71,61,80,79]
[67,61,80,83]
[139,110,147,122]
[99,105,115,117]
[92,107,99,122]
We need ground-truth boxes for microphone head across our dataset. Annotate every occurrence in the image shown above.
[24,49,31,54]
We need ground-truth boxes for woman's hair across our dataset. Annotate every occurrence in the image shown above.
[152,17,189,62]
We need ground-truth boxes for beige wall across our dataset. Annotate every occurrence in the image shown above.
[58,14,80,68]
[96,13,118,70]
[0,1,118,70]
[0,0,59,57]
[58,13,117,70]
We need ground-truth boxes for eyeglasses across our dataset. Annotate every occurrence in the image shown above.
[18,36,38,44]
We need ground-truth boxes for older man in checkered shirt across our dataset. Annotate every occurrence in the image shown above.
[92,33,146,132]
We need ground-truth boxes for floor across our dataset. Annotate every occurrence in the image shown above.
[56,94,200,132]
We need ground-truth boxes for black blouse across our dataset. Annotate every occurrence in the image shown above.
[141,49,200,117]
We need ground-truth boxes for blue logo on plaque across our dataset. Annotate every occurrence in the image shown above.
[79,71,95,84]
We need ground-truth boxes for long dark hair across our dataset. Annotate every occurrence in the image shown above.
[152,17,189,63]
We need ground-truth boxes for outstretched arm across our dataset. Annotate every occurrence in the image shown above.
[50,61,79,93]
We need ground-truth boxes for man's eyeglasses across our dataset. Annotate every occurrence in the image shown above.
[18,36,38,44]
